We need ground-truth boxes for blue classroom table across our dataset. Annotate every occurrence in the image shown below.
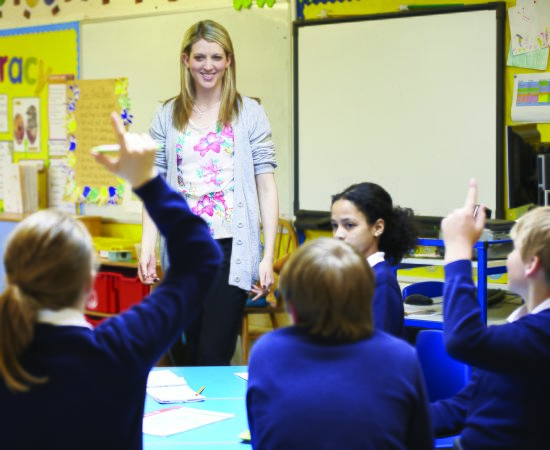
[143,366,456,449]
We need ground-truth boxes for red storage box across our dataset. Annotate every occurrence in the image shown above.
[112,273,150,312]
[88,272,118,314]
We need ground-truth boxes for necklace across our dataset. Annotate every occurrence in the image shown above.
[193,100,220,117]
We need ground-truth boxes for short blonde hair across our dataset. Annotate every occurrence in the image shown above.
[0,210,94,392]
[279,238,374,341]
[511,206,550,286]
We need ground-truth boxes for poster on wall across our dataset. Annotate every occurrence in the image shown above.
[0,22,79,161]
[63,78,131,206]
[12,97,40,152]
[512,72,550,123]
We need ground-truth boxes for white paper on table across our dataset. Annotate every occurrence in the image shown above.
[146,369,205,403]
[143,406,234,437]
[234,372,248,381]
[147,369,187,387]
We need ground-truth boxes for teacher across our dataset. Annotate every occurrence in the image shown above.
[139,19,279,366]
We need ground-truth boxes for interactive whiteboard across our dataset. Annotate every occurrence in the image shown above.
[294,3,505,218]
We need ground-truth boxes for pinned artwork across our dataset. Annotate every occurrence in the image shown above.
[63,78,130,205]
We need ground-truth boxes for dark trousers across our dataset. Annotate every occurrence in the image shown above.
[169,238,248,366]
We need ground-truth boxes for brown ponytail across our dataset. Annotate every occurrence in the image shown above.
[0,210,94,393]
[0,284,45,392]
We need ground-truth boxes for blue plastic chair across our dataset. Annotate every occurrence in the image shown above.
[416,329,470,402]
[403,280,444,299]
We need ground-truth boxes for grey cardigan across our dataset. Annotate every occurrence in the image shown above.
[149,96,277,291]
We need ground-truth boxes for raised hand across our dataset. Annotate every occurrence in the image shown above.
[92,112,157,188]
[441,179,486,263]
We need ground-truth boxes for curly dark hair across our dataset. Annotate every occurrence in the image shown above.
[332,182,417,264]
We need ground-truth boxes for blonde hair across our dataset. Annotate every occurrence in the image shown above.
[279,238,375,341]
[511,206,550,286]
[0,210,94,392]
[169,19,241,130]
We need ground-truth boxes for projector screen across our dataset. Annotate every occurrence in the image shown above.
[293,3,505,219]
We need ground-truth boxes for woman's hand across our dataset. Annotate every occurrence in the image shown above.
[138,248,159,285]
[250,258,274,301]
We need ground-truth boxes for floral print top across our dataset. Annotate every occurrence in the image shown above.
[176,120,235,238]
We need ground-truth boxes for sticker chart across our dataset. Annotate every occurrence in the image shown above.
[512,73,550,122]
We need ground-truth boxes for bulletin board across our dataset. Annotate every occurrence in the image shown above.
[294,3,506,219]
[0,22,79,210]
[0,22,79,159]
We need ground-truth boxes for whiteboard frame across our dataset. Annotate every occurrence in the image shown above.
[293,3,505,220]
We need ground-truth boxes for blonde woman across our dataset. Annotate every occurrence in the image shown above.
[139,20,278,365]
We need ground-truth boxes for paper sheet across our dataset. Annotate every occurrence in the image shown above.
[146,369,205,403]
[143,406,234,437]
[512,72,550,122]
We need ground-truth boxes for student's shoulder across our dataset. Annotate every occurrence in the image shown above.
[371,329,416,358]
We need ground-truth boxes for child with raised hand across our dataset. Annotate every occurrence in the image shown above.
[432,179,550,449]
[247,237,432,450]
[0,113,221,450]
[331,182,417,337]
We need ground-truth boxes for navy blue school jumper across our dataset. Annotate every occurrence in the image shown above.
[431,260,550,450]
[247,326,433,450]
[372,259,405,337]
[0,175,221,450]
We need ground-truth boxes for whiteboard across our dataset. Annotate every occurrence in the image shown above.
[80,4,292,218]
[294,4,505,219]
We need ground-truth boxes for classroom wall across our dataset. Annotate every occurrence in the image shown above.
[0,0,293,220]
[0,0,544,225]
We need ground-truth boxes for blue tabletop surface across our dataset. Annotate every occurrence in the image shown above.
[143,366,250,449]
[142,365,457,449]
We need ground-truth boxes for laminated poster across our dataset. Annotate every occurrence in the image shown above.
[512,72,550,123]
[64,78,132,205]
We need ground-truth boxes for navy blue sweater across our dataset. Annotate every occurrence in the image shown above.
[431,260,550,450]
[0,175,221,450]
[372,260,404,337]
[247,327,433,450]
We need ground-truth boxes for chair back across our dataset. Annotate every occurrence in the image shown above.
[416,329,470,402]
[403,281,444,299]
[273,218,299,266]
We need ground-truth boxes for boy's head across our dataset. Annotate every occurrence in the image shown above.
[509,206,550,290]
[279,237,374,341]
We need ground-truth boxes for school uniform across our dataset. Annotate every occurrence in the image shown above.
[368,252,404,337]
[247,326,433,450]
[0,175,221,450]
[431,260,550,450]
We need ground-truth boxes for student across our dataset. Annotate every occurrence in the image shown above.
[247,238,432,450]
[0,113,221,449]
[140,19,279,366]
[431,179,550,450]
[331,182,417,336]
